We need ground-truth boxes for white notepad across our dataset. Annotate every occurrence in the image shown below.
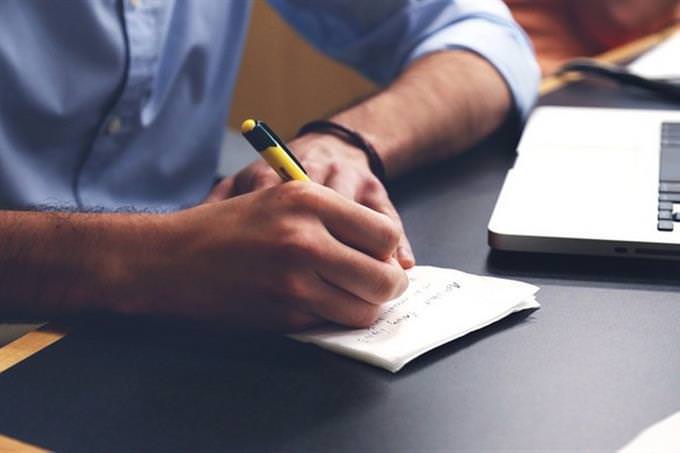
[290,266,540,372]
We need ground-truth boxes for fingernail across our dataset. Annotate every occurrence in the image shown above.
[397,246,415,268]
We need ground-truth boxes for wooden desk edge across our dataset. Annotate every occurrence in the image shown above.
[0,24,678,376]
[0,324,66,374]
[0,434,49,452]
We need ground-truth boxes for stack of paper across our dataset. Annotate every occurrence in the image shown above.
[291,266,539,372]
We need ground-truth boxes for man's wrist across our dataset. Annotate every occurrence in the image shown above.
[0,210,165,317]
[48,212,171,317]
[293,132,372,169]
[91,213,174,316]
[297,120,386,182]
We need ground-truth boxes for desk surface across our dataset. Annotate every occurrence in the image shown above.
[2,78,680,452]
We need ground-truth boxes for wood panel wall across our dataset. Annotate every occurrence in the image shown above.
[228,1,376,139]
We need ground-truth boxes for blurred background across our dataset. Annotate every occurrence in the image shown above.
[228,1,680,139]
[228,1,375,139]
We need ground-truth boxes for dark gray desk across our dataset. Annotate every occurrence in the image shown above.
[1,80,680,451]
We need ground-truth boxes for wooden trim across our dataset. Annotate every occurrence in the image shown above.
[540,24,680,96]
[0,324,66,375]
[0,434,48,452]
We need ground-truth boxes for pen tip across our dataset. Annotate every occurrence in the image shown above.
[241,119,256,134]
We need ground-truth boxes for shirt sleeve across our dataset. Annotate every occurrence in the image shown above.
[267,0,540,120]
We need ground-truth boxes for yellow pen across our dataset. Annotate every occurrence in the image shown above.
[241,119,311,182]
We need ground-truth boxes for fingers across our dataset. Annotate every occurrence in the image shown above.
[314,237,409,305]
[232,160,333,195]
[325,170,415,269]
[315,191,401,261]
[359,186,416,269]
[234,162,283,195]
[203,177,236,203]
[324,163,362,201]
[292,271,385,328]
[296,159,327,185]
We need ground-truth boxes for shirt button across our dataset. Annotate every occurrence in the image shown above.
[106,116,123,135]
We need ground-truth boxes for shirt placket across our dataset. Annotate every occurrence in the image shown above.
[76,0,163,207]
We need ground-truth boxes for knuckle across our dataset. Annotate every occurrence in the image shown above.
[277,227,323,262]
[370,271,401,303]
[280,181,325,209]
[376,216,401,249]
[362,176,383,194]
[304,161,323,176]
[327,162,342,177]
[271,181,306,208]
[278,179,312,198]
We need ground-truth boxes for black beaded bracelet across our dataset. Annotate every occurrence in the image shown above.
[296,120,386,184]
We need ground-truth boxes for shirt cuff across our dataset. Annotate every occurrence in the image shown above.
[406,16,540,121]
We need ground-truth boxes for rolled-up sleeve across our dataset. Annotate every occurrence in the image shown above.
[268,0,540,119]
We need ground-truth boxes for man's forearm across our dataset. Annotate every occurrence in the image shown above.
[0,211,161,317]
[331,50,512,177]
[0,184,409,331]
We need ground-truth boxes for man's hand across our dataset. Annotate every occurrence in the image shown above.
[205,133,415,269]
[0,183,407,331]
[207,50,514,276]
[145,182,409,331]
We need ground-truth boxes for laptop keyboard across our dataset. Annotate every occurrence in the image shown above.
[658,122,680,231]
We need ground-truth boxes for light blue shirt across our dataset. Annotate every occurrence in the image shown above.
[0,0,539,211]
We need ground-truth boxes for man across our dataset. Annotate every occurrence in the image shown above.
[0,1,539,331]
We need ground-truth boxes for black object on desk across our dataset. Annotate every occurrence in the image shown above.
[2,80,680,452]
[557,58,680,103]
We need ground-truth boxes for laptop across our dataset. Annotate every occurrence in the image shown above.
[488,106,680,259]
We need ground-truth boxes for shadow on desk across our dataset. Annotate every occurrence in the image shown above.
[0,310,533,451]
[1,317,383,450]
[487,250,680,291]
[395,308,537,377]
